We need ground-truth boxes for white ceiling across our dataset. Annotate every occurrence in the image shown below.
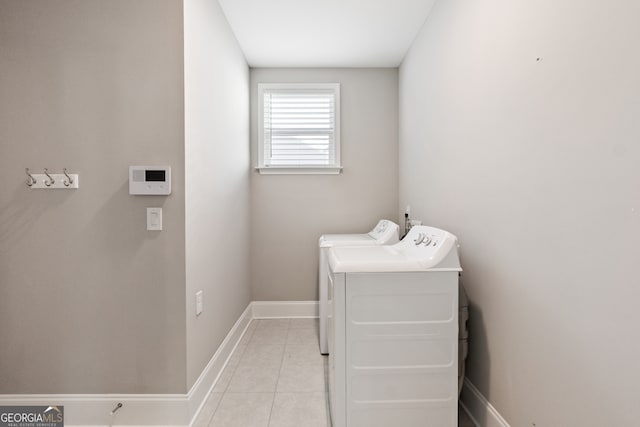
[217,0,437,68]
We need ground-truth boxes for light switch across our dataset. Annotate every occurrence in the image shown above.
[196,291,204,316]
[147,207,162,231]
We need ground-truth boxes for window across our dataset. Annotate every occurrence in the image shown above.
[257,83,341,174]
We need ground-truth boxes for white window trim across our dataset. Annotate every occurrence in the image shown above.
[257,83,341,175]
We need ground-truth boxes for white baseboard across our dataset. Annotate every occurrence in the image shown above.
[0,303,254,427]
[251,300,318,318]
[186,304,253,426]
[460,378,511,427]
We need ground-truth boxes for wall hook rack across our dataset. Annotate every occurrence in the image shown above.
[25,168,79,189]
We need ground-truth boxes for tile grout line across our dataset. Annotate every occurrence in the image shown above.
[202,394,223,427]
[266,320,291,427]
[217,321,256,395]
[206,320,257,426]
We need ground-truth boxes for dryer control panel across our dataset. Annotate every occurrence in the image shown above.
[367,219,400,243]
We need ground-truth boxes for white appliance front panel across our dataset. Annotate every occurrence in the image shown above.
[329,271,458,427]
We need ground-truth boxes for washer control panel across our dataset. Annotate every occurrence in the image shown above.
[413,231,439,247]
[398,225,456,263]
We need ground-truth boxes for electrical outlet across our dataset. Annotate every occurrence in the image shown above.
[196,291,203,316]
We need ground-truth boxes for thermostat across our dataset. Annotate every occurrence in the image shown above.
[129,166,171,195]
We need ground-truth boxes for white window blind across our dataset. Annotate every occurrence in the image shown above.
[258,83,341,174]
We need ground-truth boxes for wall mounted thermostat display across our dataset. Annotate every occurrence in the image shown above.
[129,166,171,195]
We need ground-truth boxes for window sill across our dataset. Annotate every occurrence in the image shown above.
[255,166,343,175]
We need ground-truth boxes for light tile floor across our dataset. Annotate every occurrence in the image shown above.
[193,318,476,427]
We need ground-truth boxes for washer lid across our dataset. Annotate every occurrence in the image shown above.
[329,225,462,273]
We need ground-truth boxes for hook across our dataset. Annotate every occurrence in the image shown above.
[110,402,123,415]
[43,168,55,187]
[25,168,37,187]
[63,168,73,186]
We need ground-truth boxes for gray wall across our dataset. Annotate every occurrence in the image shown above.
[184,0,251,389]
[250,68,399,301]
[400,0,640,425]
[0,0,187,393]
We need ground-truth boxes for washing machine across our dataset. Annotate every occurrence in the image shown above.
[327,225,461,427]
[318,219,399,354]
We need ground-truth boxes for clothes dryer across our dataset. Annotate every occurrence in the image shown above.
[318,219,399,354]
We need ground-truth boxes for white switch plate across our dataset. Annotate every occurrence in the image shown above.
[196,291,204,316]
[147,207,162,231]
